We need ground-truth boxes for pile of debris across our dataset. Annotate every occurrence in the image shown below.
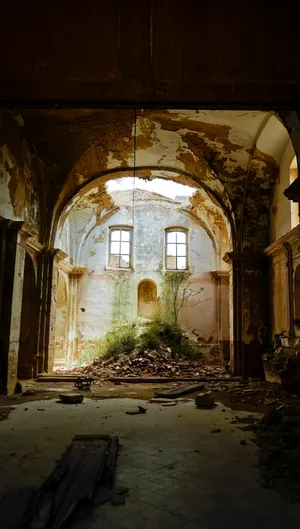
[251,404,300,502]
[70,347,226,379]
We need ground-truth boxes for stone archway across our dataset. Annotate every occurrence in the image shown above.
[138,280,157,320]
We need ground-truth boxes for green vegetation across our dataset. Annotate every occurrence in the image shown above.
[78,338,105,364]
[105,322,137,359]
[160,270,204,325]
[78,272,207,364]
[78,322,137,364]
[140,319,203,360]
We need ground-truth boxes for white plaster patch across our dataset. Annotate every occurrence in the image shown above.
[0,145,19,220]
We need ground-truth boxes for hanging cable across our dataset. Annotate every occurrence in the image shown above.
[131,109,137,320]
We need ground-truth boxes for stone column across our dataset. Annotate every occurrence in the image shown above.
[17,237,44,379]
[223,252,242,374]
[210,271,230,365]
[223,251,268,377]
[283,242,295,339]
[0,219,34,394]
[66,267,86,365]
[36,248,67,374]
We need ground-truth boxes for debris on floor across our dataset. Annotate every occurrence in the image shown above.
[155,382,205,399]
[74,376,94,391]
[17,434,121,528]
[59,393,84,404]
[126,405,147,415]
[243,403,300,502]
[195,391,216,408]
[55,347,229,381]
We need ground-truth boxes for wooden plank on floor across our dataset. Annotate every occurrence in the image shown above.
[35,375,86,382]
[108,376,209,383]
[155,383,205,399]
[17,435,119,529]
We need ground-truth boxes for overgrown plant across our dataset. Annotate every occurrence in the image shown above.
[78,338,105,364]
[78,322,137,363]
[160,270,206,326]
[105,322,137,358]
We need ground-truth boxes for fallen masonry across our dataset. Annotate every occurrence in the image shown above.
[54,347,228,381]
[195,391,216,408]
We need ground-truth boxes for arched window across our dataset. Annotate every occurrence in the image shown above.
[165,228,188,270]
[109,227,132,268]
[290,156,299,229]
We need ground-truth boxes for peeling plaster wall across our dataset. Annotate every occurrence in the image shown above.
[70,191,225,351]
[0,111,41,231]
[267,139,300,342]
[270,140,295,243]
[54,272,68,360]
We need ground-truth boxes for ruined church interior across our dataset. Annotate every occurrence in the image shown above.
[1,3,300,528]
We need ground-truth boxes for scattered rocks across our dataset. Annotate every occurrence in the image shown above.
[195,391,215,408]
[261,407,283,426]
[211,429,221,433]
[240,440,247,445]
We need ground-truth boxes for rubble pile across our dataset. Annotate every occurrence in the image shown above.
[65,347,228,380]
[252,404,300,502]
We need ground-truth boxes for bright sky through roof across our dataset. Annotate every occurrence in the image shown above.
[106,177,195,200]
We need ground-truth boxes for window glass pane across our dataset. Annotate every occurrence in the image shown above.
[177,257,187,269]
[109,255,119,267]
[167,243,176,256]
[167,231,176,243]
[121,230,130,241]
[177,244,186,256]
[167,256,176,269]
[120,255,130,267]
[121,242,130,254]
[110,241,120,254]
[176,231,186,243]
[111,230,121,241]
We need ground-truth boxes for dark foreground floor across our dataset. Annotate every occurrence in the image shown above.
[0,396,300,528]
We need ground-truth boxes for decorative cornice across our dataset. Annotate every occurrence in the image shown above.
[210,270,229,281]
[52,249,68,264]
[69,266,87,277]
[58,260,74,273]
[264,225,300,256]
[26,237,44,254]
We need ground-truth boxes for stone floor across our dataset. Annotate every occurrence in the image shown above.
[1,396,300,528]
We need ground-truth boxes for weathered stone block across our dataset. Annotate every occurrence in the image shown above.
[195,391,215,408]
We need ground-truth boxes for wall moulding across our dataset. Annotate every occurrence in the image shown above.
[264,225,300,257]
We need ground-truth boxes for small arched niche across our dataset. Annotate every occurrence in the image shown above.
[138,280,157,320]
[294,265,300,323]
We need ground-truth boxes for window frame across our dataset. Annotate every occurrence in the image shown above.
[165,228,188,270]
[108,226,133,269]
